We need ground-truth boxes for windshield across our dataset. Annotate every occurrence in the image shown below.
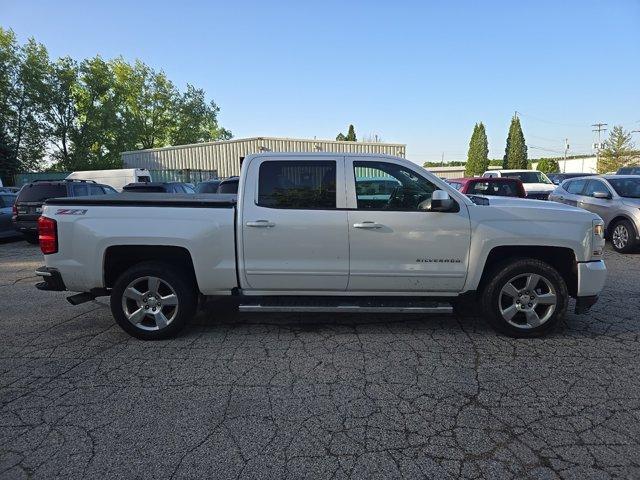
[608,178,640,198]
[503,171,552,184]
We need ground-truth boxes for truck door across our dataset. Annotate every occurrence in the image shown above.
[240,156,349,291]
[346,158,471,292]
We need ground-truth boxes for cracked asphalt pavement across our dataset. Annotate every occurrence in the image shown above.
[1,239,639,479]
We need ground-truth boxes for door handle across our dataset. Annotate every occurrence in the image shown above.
[353,221,382,229]
[246,220,275,228]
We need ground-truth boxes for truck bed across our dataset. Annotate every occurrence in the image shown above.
[45,192,238,208]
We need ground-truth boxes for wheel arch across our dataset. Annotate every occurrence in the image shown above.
[607,215,638,239]
[103,245,199,292]
[477,245,578,297]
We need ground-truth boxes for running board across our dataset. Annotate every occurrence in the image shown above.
[238,296,453,314]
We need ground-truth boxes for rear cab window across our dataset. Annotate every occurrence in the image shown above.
[17,183,67,202]
[258,161,336,209]
[468,180,520,197]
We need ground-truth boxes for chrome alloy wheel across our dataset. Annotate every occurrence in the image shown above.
[121,276,179,331]
[612,224,629,250]
[498,273,557,329]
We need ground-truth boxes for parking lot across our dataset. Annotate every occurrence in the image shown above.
[1,239,639,479]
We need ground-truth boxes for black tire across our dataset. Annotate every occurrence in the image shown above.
[481,258,568,338]
[24,232,39,244]
[110,261,197,340]
[610,219,637,253]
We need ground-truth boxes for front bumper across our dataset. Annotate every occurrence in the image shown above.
[576,260,607,296]
[35,266,66,291]
[573,260,607,314]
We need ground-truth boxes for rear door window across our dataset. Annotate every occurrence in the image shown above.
[17,184,66,202]
[566,179,587,194]
[258,161,336,209]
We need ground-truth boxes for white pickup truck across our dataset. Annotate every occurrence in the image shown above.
[35,153,607,339]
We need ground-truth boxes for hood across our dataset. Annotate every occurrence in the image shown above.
[522,183,556,193]
[483,196,573,209]
[473,195,601,221]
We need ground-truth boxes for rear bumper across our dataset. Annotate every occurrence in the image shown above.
[576,260,607,297]
[13,219,38,233]
[35,266,66,291]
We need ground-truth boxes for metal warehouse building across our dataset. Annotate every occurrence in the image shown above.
[121,137,406,178]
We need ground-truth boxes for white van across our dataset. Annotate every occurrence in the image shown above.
[66,169,151,191]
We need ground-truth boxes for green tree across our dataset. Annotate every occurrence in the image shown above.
[598,125,635,173]
[336,125,356,142]
[346,124,356,142]
[465,122,489,176]
[40,56,79,167]
[66,56,119,169]
[536,158,560,174]
[503,115,528,169]
[0,29,49,172]
[0,124,17,185]
[171,84,232,145]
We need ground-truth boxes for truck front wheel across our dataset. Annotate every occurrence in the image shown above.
[481,259,568,338]
[110,261,197,340]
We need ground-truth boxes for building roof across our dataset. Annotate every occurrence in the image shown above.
[121,136,406,155]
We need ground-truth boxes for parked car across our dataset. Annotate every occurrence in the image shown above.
[0,193,19,239]
[217,177,239,194]
[547,173,596,185]
[482,170,555,199]
[122,182,195,193]
[66,168,151,191]
[447,177,526,198]
[37,153,606,340]
[12,179,116,244]
[195,179,222,193]
[549,175,640,253]
[616,166,640,175]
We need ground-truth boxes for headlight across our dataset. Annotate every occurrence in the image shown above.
[592,220,605,257]
[594,223,604,237]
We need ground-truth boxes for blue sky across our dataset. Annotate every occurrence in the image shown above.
[3,0,639,164]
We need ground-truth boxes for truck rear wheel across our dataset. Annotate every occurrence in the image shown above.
[481,259,568,338]
[110,261,197,340]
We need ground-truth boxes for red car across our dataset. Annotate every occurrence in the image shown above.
[446,177,526,198]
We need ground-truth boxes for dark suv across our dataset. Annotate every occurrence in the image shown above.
[13,179,116,244]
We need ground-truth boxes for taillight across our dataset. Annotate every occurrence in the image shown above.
[12,204,17,216]
[38,216,58,255]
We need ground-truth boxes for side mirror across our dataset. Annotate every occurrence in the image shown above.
[592,191,611,199]
[422,190,454,212]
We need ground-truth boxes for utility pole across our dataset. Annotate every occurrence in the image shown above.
[441,152,444,166]
[563,138,569,173]
[592,123,607,171]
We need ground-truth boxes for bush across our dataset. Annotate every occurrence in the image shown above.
[537,158,560,174]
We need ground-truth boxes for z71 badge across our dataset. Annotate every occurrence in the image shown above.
[55,208,88,216]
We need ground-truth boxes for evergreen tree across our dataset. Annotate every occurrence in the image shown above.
[598,125,635,173]
[335,133,346,141]
[346,124,356,142]
[503,115,528,169]
[465,122,489,176]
